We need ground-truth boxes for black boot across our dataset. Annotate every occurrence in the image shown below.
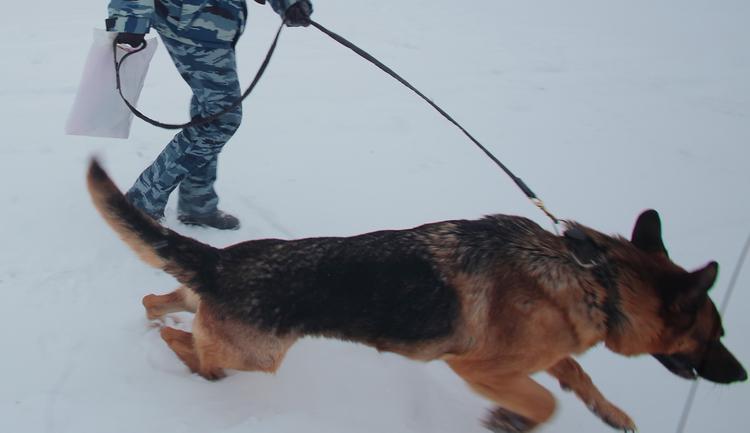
[178,210,240,230]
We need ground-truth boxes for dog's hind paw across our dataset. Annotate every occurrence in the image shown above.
[482,407,536,433]
[143,294,168,320]
[198,368,227,381]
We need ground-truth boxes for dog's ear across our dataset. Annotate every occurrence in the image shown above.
[631,209,668,256]
[688,261,719,292]
[676,262,719,311]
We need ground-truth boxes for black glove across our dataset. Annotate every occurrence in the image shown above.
[284,0,313,27]
[115,32,146,49]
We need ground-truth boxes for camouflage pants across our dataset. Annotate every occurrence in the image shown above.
[126,33,242,218]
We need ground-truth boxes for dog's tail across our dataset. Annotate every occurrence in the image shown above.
[87,159,219,289]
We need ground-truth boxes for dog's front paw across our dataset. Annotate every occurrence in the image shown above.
[482,407,536,433]
[590,401,636,432]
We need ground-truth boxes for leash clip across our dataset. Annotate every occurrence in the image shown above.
[531,198,560,227]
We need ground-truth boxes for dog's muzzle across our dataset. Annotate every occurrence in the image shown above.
[653,354,698,380]
[654,341,747,384]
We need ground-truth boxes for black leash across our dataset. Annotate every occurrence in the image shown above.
[308,20,559,225]
[113,22,284,130]
[114,19,560,225]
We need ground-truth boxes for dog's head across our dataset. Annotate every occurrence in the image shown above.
[615,210,747,384]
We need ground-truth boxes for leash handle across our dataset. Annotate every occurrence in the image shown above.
[309,19,559,225]
[113,23,284,130]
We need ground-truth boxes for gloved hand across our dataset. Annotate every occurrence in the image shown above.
[114,32,146,49]
[284,0,313,27]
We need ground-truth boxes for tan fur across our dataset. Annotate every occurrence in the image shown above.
[548,358,635,430]
[87,174,168,270]
[426,235,648,429]
[143,286,199,320]
[146,288,297,379]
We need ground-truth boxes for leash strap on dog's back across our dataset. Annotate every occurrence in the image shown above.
[113,22,284,130]
[309,20,559,225]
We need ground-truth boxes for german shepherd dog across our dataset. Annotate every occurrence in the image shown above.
[87,160,746,432]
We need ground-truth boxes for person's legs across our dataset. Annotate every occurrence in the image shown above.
[126,35,242,221]
[176,52,243,218]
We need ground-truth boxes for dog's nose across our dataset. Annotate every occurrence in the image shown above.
[739,367,748,382]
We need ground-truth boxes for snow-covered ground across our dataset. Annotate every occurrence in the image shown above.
[1,1,748,432]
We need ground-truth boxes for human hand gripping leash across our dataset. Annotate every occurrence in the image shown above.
[113,19,560,227]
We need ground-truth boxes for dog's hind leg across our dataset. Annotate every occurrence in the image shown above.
[173,302,297,380]
[547,357,636,431]
[143,286,200,320]
[160,322,227,381]
[449,363,555,432]
[160,326,203,375]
